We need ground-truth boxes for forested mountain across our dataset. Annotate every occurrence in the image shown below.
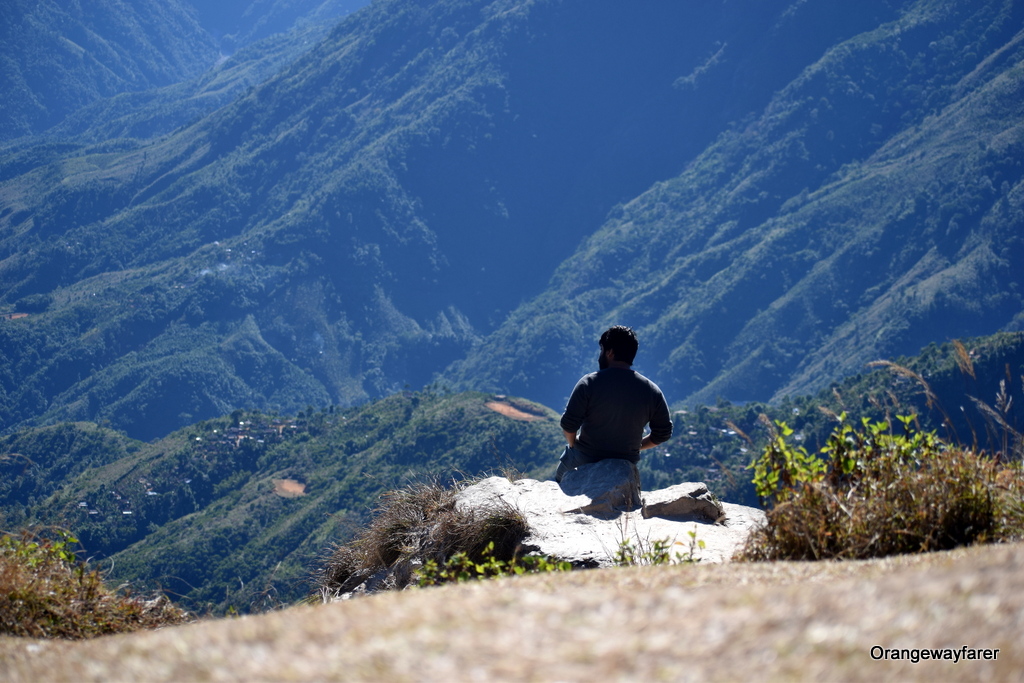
[0,0,1022,442]
[449,0,1024,409]
[0,0,217,140]
[0,0,370,143]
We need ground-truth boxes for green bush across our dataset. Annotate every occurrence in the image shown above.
[741,415,1024,561]
[417,540,571,587]
[0,528,191,639]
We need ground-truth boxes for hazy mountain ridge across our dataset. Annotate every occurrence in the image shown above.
[190,0,367,52]
[0,0,373,145]
[0,0,1022,441]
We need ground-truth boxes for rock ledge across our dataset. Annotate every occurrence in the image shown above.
[457,460,765,567]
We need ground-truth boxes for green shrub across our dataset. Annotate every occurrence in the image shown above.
[0,528,191,639]
[417,540,572,587]
[741,415,1024,561]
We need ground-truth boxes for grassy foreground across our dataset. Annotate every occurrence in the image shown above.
[1,541,1022,681]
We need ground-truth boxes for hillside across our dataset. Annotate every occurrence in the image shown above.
[42,17,361,145]
[0,0,373,144]
[0,0,218,141]
[2,542,1021,681]
[1,330,1018,615]
[5,0,1021,440]
[0,391,564,613]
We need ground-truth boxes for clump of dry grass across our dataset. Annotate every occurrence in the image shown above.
[312,479,531,599]
[740,415,1024,562]
[0,528,191,639]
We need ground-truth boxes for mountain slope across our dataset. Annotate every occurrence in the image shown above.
[0,0,219,141]
[0,0,913,439]
[0,391,563,612]
[1,0,1022,441]
[43,19,359,145]
[0,0,374,144]
[188,0,368,52]
[449,0,1024,409]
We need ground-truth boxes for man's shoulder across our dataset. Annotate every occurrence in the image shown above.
[623,369,668,400]
[631,369,663,389]
[572,371,598,385]
[578,368,665,395]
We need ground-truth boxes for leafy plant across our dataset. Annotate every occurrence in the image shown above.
[614,531,705,566]
[749,418,827,507]
[416,540,572,587]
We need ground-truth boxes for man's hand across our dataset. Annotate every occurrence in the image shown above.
[640,435,658,451]
[563,429,577,448]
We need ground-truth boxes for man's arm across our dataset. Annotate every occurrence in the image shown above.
[643,386,673,450]
[560,377,588,449]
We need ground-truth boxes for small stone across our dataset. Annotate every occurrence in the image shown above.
[641,483,724,523]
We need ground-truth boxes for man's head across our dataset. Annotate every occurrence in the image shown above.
[599,326,638,366]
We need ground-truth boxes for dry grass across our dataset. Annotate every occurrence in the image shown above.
[0,529,191,640]
[312,479,530,598]
[3,541,1024,681]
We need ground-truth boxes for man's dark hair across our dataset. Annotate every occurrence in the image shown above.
[599,326,638,365]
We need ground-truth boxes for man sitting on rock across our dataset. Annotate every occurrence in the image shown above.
[556,325,673,483]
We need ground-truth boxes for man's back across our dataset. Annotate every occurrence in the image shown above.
[560,366,672,463]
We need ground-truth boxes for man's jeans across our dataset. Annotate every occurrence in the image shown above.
[554,445,597,483]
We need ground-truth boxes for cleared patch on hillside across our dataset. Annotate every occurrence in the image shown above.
[272,479,305,498]
[484,399,547,422]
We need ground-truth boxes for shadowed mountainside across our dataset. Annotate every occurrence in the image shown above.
[448,0,1024,409]
[0,0,218,141]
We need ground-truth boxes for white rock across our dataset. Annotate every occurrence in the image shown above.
[456,468,765,567]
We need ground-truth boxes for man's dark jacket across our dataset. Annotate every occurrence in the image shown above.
[559,367,673,463]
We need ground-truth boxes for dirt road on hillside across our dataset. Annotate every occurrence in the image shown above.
[2,543,1023,681]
